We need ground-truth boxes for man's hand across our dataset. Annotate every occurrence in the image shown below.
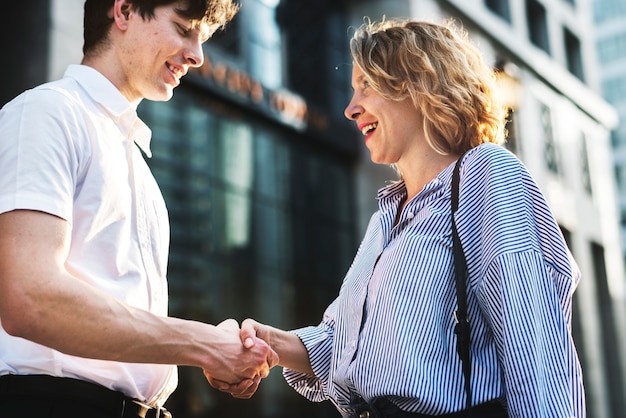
[203,319,278,399]
[205,318,275,399]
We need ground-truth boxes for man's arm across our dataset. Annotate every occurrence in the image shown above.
[0,209,278,386]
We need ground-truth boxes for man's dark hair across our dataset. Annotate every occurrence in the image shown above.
[83,0,239,56]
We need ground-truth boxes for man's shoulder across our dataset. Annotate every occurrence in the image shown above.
[33,77,85,105]
[2,76,87,120]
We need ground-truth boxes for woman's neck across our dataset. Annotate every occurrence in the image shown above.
[397,151,459,202]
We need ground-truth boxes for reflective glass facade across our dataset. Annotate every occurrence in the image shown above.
[135,2,359,413]
[138,80,357,417]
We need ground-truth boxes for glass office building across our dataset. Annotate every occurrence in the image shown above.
[0,0,359,416]
[136,1,359,416]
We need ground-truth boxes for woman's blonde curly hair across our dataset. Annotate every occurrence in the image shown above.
[349,18,505,155]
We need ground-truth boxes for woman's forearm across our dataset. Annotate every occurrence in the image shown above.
[241,319,314,375]
[269,326,314,375]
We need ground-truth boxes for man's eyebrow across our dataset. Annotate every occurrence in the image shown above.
[187,19,213,42]
[199,26,212,43]
[176,16,212,43]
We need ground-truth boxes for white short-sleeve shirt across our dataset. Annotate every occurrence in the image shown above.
[0,65,177,406]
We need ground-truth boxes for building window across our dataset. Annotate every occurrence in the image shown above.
[137,85,356,418]
[526,0,551,55]
[580,133,593,196]
[540,103,560,174]
[590,242,626,417]
[276,0,349,115]
[504,108,518,155]
[561,227,598,416]
[597,34,626,66]
[564,28,585,82]
[594,0,626,23]
[207,11,241,56]
[613,122,626,150]
[602,77,626,104]
[485,0,512,22]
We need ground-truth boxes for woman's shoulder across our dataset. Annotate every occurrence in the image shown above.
[466,143,520,168]
[458,143,533,204]
[461,143,525,183]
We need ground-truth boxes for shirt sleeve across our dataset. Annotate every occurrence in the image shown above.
[456,144,584,417]
[282,301,337,402]
[477,250,584,417]
[0,87,83,220]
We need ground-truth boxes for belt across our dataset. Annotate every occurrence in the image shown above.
[0,374,171,418]
[351,396,507,418]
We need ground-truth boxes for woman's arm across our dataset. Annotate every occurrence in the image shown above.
[240,318,314,374]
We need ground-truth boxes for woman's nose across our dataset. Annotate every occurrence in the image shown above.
[344,99,362,120]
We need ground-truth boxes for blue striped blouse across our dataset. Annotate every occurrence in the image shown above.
[283,143,585,417]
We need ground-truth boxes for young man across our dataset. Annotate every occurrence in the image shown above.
[0,1,277,417]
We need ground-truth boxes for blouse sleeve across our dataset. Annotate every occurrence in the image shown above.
[282,300,337,402]
[456,144,584,417]
[478,250,584,417]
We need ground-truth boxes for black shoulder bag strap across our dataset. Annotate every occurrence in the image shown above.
[452,153,472,415]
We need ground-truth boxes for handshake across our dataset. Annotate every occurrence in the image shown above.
[203,318,282,399]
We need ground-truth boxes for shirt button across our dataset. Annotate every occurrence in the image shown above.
[407,212,414,219]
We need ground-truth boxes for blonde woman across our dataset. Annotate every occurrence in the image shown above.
[211,18,585,418]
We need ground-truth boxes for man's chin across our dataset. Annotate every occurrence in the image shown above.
[146,88,175,102]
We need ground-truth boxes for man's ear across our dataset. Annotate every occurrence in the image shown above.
[112,0,132,30]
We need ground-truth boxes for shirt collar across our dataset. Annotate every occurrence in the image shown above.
[64,64,153,157]
[376,158,458,206]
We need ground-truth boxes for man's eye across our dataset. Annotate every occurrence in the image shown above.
[177,24,191,36]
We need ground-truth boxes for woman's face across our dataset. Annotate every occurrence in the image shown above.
[344,65,424,166]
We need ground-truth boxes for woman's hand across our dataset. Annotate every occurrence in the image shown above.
[204,318,277,399]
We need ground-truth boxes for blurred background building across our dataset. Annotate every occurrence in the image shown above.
[1,0,625,417]
[594,1,626,269]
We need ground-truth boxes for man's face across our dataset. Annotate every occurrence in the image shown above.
[116,2,210,103]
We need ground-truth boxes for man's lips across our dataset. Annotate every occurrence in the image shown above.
[166,63,186,82]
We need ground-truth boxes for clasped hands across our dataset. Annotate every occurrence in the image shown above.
[204,318,275,399]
